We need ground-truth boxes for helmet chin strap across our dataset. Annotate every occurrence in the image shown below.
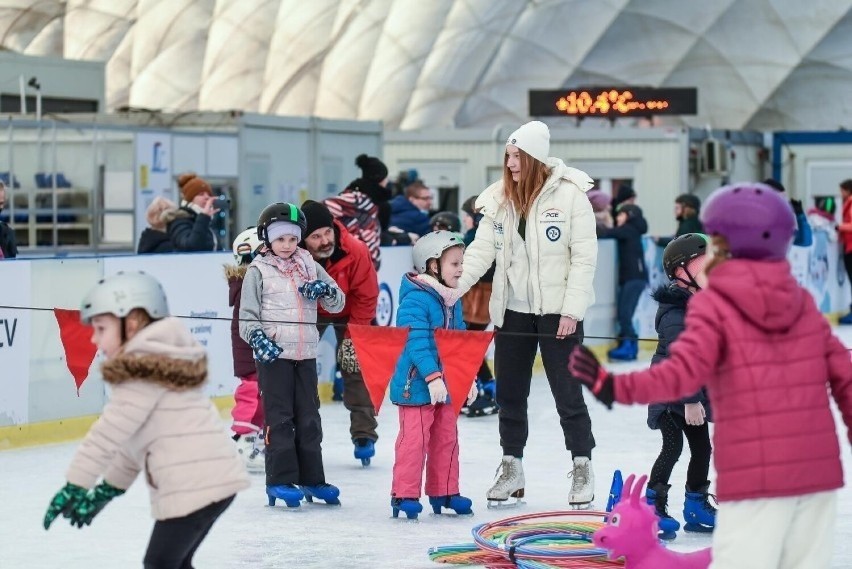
[674,265,702,290]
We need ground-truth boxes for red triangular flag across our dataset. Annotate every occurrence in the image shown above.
[53,308,98,395]
[348,324,409,415]
[436,329,495,416]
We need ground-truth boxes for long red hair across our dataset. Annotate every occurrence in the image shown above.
[503,149,550,216]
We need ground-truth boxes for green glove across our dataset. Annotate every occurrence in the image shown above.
[69,481,126,528]
[44,483,88,530]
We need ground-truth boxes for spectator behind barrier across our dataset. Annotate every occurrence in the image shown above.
[763,178,812,247]
[389,181,432,238]
[655,194,704,248]
[166,173,219,252]
[137,196,177,254]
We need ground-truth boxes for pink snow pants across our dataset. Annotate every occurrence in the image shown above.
[231,373,265,435]
[391,404,460,498]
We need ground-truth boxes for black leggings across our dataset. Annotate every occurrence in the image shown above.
[465,321,494,381]
[143,496,234,569]
[649,412,712,489]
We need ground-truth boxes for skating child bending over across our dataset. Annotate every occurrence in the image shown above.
[44,272,249,568]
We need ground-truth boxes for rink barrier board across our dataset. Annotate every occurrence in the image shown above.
[0,395,235,450]
[0,232,844,448]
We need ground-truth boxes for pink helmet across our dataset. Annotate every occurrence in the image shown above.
[700,183,795,261]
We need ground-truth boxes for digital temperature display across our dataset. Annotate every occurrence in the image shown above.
[529,88,697,117]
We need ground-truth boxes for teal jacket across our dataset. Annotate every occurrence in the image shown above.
[390,274,465,406]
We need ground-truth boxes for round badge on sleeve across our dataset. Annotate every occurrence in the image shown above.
[376,283,394,326]
[546,226,561,242]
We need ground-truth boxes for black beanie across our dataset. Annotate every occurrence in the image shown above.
[355,153,388,182]
[301,200,335,239]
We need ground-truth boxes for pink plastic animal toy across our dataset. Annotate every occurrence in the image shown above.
[593,474,712,569]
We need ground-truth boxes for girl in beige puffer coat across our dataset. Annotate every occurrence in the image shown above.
[43,271,249,568]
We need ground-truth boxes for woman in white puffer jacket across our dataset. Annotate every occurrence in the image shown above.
[457,121,599,509]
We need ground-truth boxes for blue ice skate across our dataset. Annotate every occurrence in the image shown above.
[466,379,498,417]
[332,370,344,401]
[607,339,638,361]
[429,494,473,515]
[391,498,423,520]
[354,438,375,466]
[266,484,303,508]
[646,483,681,540]
[683,483,716,533]
[300,483,341,505]
[605,470,623,513]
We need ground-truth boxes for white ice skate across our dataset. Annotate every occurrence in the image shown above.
[235,434,265,473]
[568,456,595,510]
[486,456,525,509]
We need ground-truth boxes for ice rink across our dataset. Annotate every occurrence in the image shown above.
[2,333,851,568]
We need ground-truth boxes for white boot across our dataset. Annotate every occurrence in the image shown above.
[568,456,594,509]
[486,455,525,508]
[235,434,265,473]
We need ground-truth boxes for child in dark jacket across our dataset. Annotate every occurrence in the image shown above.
[645,233,715,540]
[389,231,478,520]
[226,227,266,472]
[599,202,648,361]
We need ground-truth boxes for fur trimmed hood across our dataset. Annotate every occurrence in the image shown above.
[223,264,248,280]
[101,317,207,389]
[160,207,192,225]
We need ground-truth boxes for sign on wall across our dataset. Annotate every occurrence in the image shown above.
[103,253,237,398]
[135,132,173,248]
[0,261,31,426]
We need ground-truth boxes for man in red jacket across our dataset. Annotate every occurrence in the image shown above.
[301,200,380,465]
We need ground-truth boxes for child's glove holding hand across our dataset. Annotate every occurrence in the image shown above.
[299,280,337,301]
[427,377,448,405]
[248,329,282,363]
[568,345,615,409]
[466,381,479,406]
[44,483,88,529]
[68,481,125,528]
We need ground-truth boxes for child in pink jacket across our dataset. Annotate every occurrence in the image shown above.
[570,183,852,569]
[44,271,249,568]
[227,226,266,472]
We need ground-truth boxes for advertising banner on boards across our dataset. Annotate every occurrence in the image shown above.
[0,261,31,426]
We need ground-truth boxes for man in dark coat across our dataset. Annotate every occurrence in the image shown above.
[656,194,703,248]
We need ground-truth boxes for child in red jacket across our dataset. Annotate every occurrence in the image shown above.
[570,183,852,569]
[226,227,266,472]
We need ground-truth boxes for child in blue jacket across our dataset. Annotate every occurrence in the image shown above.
[389,231,478,520]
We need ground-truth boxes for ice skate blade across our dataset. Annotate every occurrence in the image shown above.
[360,457,371,467]
[658,530,677,541]
[486,498,525,509]
[428,511,474,518]
[569,501,594,511]
[683,522,714,533]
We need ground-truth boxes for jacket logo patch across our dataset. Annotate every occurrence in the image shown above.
[493,221,504,235]
[540,208,566,223]
[545,226,561,242]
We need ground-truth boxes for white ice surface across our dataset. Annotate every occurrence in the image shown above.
[3,329,852,568]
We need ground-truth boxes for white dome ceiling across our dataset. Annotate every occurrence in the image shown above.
[1,0,851,130]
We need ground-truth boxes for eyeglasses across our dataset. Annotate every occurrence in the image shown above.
[413,194,433,202]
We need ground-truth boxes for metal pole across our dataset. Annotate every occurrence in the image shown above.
[51,120,58,251]
[36,89,42,123]
[91,124,100,252]
[18,76,26,115]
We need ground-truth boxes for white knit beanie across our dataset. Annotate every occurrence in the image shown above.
[506,121,550,164]
[266,221,302,243]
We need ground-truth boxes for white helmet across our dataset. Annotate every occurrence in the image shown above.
[412,230,465,274]
[232,227,263,264]
[80,271,169,324]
